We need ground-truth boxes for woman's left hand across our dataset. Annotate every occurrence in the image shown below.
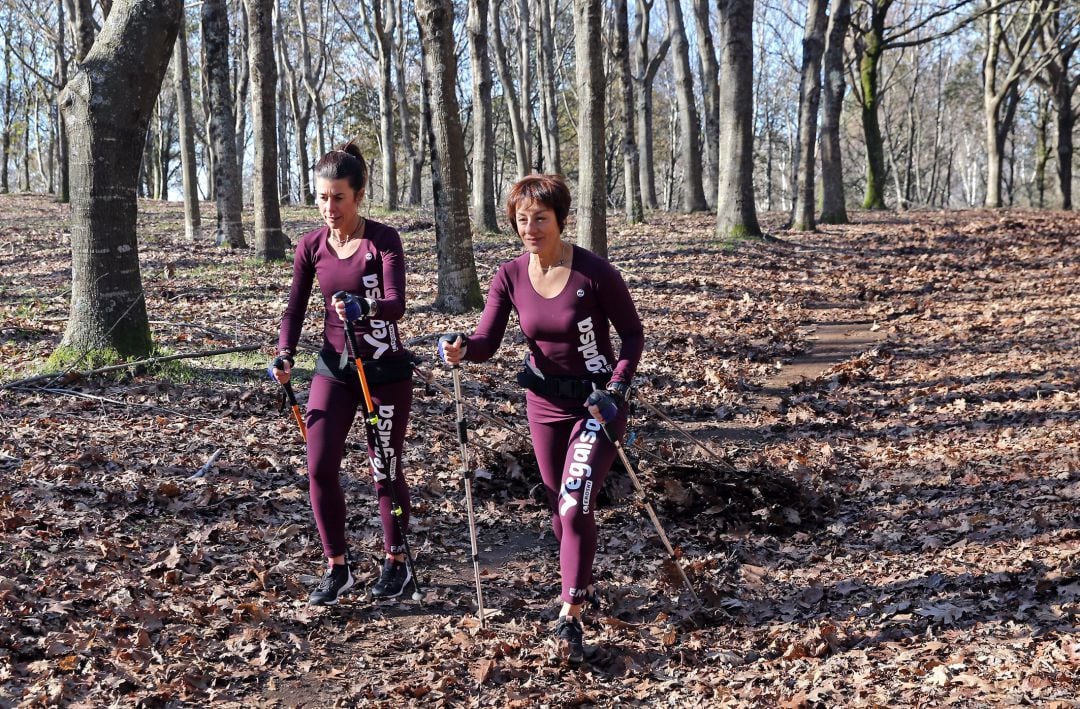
[585,389,619,424]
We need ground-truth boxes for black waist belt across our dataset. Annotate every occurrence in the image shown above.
[515,355,610,400]
[316,350,415,385]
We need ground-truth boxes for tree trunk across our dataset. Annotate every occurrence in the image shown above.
[819,0,850,223]
[516,0,533,171]
[491,0,530,179]
[1,35,11,193]
[274,2,291,204]
[691,0,719,206]
[633,0,670,210]
[394,8,424,207]
[1054,83,1075,209]
[59,0,182,359]
[468,0,499,230]
[173,10,201,240]
[715,0,760,239]
[857,3,888,210]
[233,2,249,168]
[536,0,561,175]
[202,0,246,247]
[417,0,483,313]
[574,0,606,256]
[55,0,70,203]
[73,0,96,61]
[614,0,643,223]
[790,0,828,231]
[246,0,284,260]
[276,2,313,205]
[663,0,707,212]
[366,0,399,209]
[1033,90,1049,208]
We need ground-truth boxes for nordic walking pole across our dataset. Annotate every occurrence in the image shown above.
[451,364,487,627]
[337,292,424,602]
[589,387,701,607]
[281,380,307,442]
[635,394,737,473]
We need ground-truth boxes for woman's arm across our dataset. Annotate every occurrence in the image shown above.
[597,262,644,386]
[463,265,515,363]
[277,236,316,354]
[374,227,406,321]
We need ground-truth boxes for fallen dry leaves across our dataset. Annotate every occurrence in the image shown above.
[0,198,1077,706]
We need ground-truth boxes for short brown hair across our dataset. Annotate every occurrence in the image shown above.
[506,174,571,235]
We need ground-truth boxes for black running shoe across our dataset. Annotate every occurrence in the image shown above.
[370,558,412,598]
[551,615,585,665]
[308,564,354,606]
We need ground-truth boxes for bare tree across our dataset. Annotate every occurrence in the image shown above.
[791,0,829,231]
[202,0,245,247]
[394,1,425,206]
[246,0,285,260]
[820,0,851,223]
[691,0,719,204]
[173,9,201,240]
[233,1,250,170]
[536,0,561,174]
[633,0,671,210]
[1,21,12,193]
[59,0,181,359]
[574,0,606,256]
[469,0,499,230]
[72,0,96,62]
[491,0,531,179]
[417,0,483,312]
[359,0,400,209]
[982,0,1049,208]
[277,2,313,204]
[614,0,643,223]
[1036,4,1080,208]
[55,0,70,202]
[663,0,706,212]
[716,0,760,239]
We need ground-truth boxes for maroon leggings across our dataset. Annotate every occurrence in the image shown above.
[528,396,627,605]
[305,373,412,558]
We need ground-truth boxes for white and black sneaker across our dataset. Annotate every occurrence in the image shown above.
[308,563,355,606]
[550,615,585,665]
[370,558,412,599]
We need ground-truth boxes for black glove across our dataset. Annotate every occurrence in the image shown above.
[268,352,294,380]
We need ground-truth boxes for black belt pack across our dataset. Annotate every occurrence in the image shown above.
[316,350,415,385]
[515,354,610,400]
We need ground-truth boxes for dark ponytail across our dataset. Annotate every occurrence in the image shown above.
[313,141,368,194]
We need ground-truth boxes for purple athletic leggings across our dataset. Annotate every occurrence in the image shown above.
[305,373,412,558]
[528,400,627,605]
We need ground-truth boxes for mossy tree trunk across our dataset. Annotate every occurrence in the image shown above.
[59,0,182,359]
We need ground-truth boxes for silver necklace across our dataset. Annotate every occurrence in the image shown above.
[330,218,363,247]
[539,244,567,274]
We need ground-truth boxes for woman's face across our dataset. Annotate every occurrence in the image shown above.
[514,199,561,254]
[316,177,363,230]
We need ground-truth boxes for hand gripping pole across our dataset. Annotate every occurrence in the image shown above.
[451,365,487,627]
[342,318,423,602]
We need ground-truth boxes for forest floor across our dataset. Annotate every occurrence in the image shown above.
[0,194,1078,708]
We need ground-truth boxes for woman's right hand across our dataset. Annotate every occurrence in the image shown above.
[437,333,467,366]
[269,353,293,384]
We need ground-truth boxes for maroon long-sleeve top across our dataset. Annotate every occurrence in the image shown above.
[277,220,408,362]
[464,245,644,389]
